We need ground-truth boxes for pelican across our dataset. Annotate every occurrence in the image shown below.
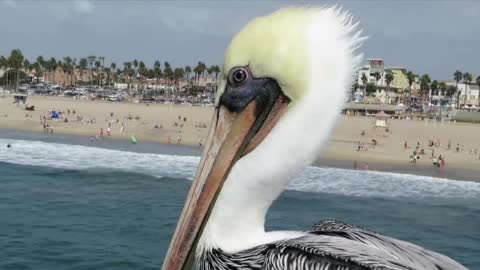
[162,7,469,270]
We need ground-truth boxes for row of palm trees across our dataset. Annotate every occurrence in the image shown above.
[358,69,480,108]
[0,49,222,94]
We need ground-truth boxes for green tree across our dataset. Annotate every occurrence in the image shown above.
[453,70,462,108]
[153,60,162,93]
[8,49,24,91]
[95,60,101,86]
[110,62,117,87]
[79,58,88,84]
[23,59,31,82]
[164,62,173,94]
[210,65,221,94]
[476,75,480,107]
[446,85,456,98]
[385,72,394,92]
[184,65,192,82]
[87,55,96,85]
[0,55,8,87]
[462,72,472,107]
[32,61,42,83]
[406,71,415,104]
[194,61,207,85]
[438,81,446,96]
[419,74,431,101]
[430,80,438,97]
[373,72,381,88]
[361,73,368,102]
[365,83,376,95]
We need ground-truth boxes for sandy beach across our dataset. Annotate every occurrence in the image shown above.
[1,95,480,177]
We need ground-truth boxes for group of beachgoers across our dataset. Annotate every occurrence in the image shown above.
[356,129,386,152]
[39,108,80,134]
[405,140,446,168]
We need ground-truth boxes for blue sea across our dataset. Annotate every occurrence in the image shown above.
[0,131,479,270]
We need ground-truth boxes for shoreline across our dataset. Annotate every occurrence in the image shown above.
[1,128,479,183]
[1,96,480,183]
[315,158,480,183]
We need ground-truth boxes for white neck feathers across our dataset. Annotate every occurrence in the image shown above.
[198,7,363,254]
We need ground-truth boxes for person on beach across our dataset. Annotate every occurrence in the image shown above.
[107,127,111,136]
[411,150,418,163]
[404,141,408,150]
[439,155,445,168]
[456,144,460,153]
[364,163,369,170]
[7,143,11,148]
[120,123,124,133]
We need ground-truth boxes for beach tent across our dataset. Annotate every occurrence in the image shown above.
[51,111,59,119]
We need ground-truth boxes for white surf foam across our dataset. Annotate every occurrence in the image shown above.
[1,138,480,199]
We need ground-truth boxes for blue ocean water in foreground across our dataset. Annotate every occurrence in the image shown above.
[0,132,479,270]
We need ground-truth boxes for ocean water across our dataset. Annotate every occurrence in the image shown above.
[0,132,479,270]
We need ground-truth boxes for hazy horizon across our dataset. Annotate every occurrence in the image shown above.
[1,0,479,80]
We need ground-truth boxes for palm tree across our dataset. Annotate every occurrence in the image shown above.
[439,81,447,97]
[0,55,5,87]
[360,73,368,102]
[87,55,96,85]
[164,61,173,95]
[63,57,73,86]
[110,62,116,87]
[32,61,42,84]
[36,56,45,83]
[373,72,381,89]
[133,59,139,89]
[462,72,472,108]
[173,67,185,91]
[79,58,88,84]
[8,49,24,91]
[94,60,101,86]
[211,65,221,94]
[23,59,31,82]
[430,80,438,97]
[419,74,431,101]
[453,70,462,108]
[476,75,480,107]
[406,71,415,105]
[153,60,162,93]
[138,61,147,93]
[104,67,111,88]
[184,65,192,82]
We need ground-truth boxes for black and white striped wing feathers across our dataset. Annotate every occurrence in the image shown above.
[263,220,468,270]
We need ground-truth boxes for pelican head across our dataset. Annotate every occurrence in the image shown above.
[163,7,363,270]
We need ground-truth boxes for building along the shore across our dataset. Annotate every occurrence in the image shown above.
[356,59,420,104]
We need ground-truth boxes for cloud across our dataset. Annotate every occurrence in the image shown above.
[73,0,94,14]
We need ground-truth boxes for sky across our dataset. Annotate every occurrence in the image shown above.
[0,0,479,80]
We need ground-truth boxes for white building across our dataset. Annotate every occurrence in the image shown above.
[355,59,414,104]
[445,81,480,106]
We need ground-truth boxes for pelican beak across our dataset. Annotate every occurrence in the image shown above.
[162,79,289,270]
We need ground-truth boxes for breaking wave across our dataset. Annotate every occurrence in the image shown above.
[1,138,479,199]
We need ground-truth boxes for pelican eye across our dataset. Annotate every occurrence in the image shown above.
[228,67,249,87]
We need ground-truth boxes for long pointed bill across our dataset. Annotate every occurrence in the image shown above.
[162,90,289,270]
